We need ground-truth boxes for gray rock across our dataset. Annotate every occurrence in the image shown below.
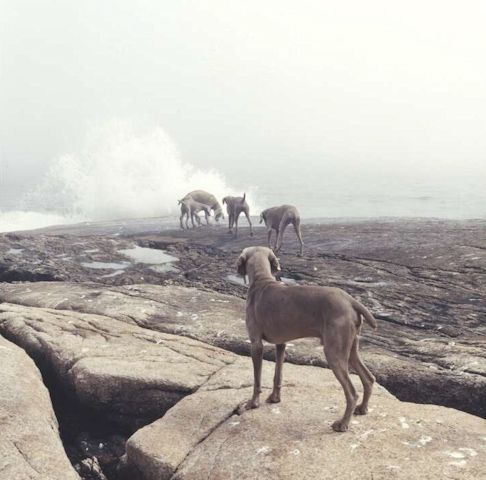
[0,302,235,429]
[0,281,484,418]
[126,357,486,480]
[0,335,79,480]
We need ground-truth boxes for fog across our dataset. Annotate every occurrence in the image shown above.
[1,0,485,223]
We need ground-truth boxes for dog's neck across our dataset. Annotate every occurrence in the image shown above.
[247,267,277,290]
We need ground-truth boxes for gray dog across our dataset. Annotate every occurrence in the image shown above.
[236,246,377,432]
[222,193,253,237]
[180,190,224,223]
[178,198,211,229]
[260,205,304,255]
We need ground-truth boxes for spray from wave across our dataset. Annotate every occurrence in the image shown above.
[1,120,255,232]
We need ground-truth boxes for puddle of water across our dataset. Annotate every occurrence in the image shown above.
[226,274,298,286]
[100,270,125,278]
[118,245,178,264]
[149,264,179,274]
[84,248,100,253]
[280,276,298,285]
[7,248,24,255]
[226,274,247,286]
[81,261,130,270]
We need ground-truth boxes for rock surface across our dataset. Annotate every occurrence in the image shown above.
[0,335,80,480]
[126,357,486,480]
[1,299,485,480]
[0,217,485,479]
[0,280,484,418]
[0,302,235,429]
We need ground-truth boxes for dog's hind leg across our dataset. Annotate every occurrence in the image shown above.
[323,326,358,432]
[293,218,304,256]
[244,209,253,236]
[267,229,273,248]
[234,212,240,237]
[267,343,286,403]
[275,216,290,252]
[349,337,375,415]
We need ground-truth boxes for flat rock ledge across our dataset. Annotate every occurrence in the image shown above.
[125,358,486,480]
[0,302,235,429]
[0,335,79,480]
[0,298,485,480]
[1,281,484,418]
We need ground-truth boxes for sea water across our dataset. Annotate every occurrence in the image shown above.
[1,122,484,233]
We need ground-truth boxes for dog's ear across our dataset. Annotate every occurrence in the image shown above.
[222,197,227,205]
[268,250,281,273]
[259,212,264,224]
[236,252,247,276]
[178,199,182,205]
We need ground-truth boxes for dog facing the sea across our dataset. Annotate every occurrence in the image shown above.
[236,246,377,432]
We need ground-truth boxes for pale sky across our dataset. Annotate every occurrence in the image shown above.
[1,0,485,206]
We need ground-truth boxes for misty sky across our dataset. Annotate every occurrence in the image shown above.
[1,0,485,206]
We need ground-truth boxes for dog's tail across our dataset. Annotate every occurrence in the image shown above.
[351,299,377,329]
[241,193,246,203]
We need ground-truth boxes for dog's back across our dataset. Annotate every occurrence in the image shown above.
[251,284,359,343]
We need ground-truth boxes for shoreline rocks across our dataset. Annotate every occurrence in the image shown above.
[0,217,485,479]
[0,281,484,419]
[0,335,80,480]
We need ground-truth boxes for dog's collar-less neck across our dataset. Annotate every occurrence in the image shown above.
[247,273,277,292]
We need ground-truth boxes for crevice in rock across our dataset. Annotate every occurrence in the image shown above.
[33,354,133,479]
[0,265,59,282]
[0,330,132,480]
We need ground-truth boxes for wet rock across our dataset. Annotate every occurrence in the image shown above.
[0,335,79,479]
[76,457,107,480]
[126,357,486,480]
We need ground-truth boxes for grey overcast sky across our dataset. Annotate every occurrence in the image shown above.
[1,0,485,203]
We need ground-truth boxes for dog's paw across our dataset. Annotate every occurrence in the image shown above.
[331,420,349,432]
[236,399,259,415]
[354,404,368,415]
[266,393,281,404]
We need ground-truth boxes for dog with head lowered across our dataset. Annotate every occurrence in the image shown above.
[236,246,377,432]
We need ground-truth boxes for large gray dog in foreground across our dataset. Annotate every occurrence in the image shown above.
[222,193,253,237]
[236,246,377,432]
[260,205,304,255]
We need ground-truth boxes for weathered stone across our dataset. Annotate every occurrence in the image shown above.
[0,335,79,480]
[0,280,484,418]
[0,303,235,429]
[126,358,486,480]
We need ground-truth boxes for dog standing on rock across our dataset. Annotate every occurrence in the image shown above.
[222,193,253,237]
[236,246,377,432]
[260,205,304,255]
[180,190,224,223]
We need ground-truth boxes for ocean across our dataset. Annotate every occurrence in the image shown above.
[1,123,485,233]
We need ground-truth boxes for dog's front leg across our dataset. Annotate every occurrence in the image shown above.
[238,339,263,413]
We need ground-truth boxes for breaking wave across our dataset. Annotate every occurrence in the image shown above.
[1,120,253,232]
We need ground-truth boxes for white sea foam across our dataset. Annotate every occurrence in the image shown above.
[0,210,79,233]
[1,120,257,233]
